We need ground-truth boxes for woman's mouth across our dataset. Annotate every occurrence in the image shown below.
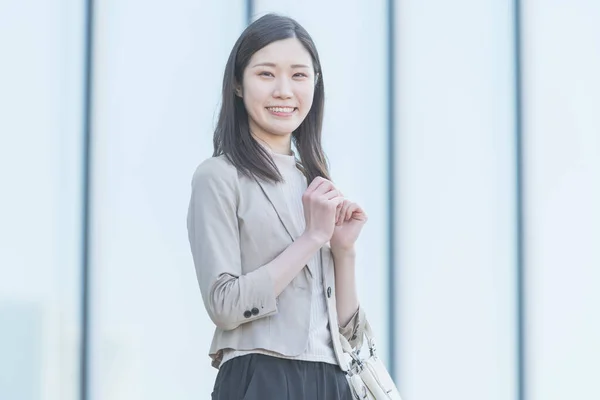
[266,106,297,116]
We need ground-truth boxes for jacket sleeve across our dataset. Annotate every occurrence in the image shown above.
[339,304,366,350]
[186,160,278,331]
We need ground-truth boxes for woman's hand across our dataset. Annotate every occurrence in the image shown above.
[301,177,344,245]
[330,198,368,255]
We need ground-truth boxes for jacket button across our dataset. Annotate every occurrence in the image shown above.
[243,310,252,318]
[251,307,259,316]
[327,287,332,298]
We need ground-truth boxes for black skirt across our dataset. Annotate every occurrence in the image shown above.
[211,353,353,400]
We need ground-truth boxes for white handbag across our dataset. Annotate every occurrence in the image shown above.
[339,319,403,400]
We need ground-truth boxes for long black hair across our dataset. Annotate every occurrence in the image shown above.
[213,13,330,184]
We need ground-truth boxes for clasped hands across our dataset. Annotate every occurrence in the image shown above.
[301,176,368,255]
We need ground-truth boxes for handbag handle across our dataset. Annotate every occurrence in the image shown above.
[339,318,404,400]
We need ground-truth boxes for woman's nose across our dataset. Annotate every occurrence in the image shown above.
[272,77,293,99]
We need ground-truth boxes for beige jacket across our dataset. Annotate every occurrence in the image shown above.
[186,155,366,370]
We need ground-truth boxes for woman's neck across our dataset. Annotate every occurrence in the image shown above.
[252,133,293,156]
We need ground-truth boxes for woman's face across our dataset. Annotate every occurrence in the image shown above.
[240,38,316,144]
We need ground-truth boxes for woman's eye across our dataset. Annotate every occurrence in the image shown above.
[293,73,308,78]
[259,71,274,77]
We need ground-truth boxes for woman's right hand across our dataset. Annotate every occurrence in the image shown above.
[302,177,344,245]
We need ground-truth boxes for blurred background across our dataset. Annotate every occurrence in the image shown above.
[1,0,599,399]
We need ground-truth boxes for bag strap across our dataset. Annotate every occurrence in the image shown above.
[338,317,377,360]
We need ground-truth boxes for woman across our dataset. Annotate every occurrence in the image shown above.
[187,13,368,399]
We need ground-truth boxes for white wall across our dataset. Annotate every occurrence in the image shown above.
[89,1,244,399]
[394,1,517,398]
[523,1,600,399]
[0,1,85,399]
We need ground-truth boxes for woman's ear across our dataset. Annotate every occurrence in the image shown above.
[234,84,243,97]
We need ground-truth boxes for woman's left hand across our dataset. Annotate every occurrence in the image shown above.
[330,198,368,254]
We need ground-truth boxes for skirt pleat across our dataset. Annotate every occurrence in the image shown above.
[211,354,353,400]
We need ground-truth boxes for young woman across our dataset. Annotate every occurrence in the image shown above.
[187,13,368,399]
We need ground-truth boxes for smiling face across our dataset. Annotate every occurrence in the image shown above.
[239,38,316,150]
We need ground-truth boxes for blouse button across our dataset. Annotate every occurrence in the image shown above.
[327,287,332,298]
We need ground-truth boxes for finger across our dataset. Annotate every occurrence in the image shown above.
[336,200,349,224]
[337,201,351,225]
[305,176,327,195]
[345,202,356,221]
[328,195,344,210]
[314,180,336,197]
[325,188,341,200]
[350,206,368,222]
[335,201,343,224]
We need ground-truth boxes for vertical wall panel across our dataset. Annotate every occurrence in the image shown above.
[90,1,245,399]
[0,1,85,399]
[394,1,517,398]
[522,1,600,399]
[252,0,391,362]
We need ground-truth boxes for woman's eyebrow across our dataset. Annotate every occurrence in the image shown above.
[251,62,311,69]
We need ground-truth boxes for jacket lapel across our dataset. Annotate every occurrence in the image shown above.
[254,177,315,278]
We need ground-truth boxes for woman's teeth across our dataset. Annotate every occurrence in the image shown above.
[267,107,295,113]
